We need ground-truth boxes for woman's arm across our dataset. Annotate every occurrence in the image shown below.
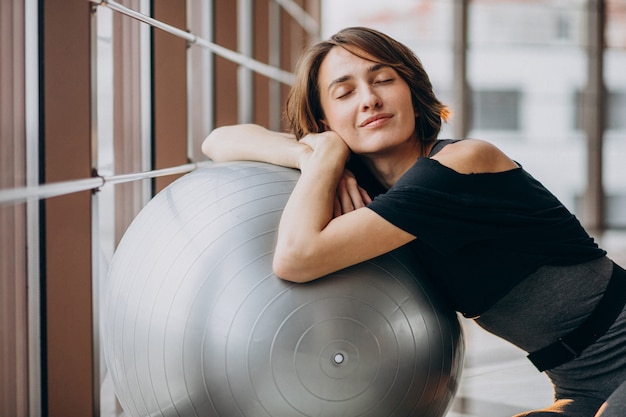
[203,124,372,217]
[201,124,310,169]
[272,138,520,283]
[272,132,414,282]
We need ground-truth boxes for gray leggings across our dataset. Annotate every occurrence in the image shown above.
[476,257,626,417]
[596,379,626,417]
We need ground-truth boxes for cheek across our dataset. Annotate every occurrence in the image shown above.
[324,103,353,131]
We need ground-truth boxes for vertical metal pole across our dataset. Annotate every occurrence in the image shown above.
[450,3,470,414]
[238,0,253,123]
[268,0,281,131]
[25,0,42,415]
[584,0,605,231]
[140,0,152,203]
[187,0,214,161]
[89,4,101,416]
[452,0,469,139]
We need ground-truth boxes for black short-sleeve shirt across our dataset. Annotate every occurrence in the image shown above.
[365,142,606,317]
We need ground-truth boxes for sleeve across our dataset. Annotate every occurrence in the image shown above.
[367,183,500,256]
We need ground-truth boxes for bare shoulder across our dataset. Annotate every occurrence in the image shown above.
[431,139,519,174]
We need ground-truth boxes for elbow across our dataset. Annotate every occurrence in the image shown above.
[272,248,318,283]
[201,127,226,161]
[272,255,308,283]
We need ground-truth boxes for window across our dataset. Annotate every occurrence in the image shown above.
[471,89,521,131]
[608,91,626,130]
[574,90,626,131]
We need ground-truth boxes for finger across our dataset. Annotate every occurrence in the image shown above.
[343,176,366,209]
[333,196,342,218]
[338,181,356,213]
[359,186,372,205]
[349,186,365,209]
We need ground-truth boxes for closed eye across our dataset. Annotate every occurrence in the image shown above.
[336,89,354,99]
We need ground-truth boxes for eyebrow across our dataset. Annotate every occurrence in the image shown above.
[326,63,391,93]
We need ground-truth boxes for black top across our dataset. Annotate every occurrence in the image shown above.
[364,140,606,317]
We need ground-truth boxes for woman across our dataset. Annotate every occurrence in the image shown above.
[202,27,626,417]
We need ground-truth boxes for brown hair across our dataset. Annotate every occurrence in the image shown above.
[285,26,450,144]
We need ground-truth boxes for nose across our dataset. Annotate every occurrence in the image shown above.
[360,84,382,111]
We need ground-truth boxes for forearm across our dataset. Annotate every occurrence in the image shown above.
[201,124,307,169]
[273,135,349,280]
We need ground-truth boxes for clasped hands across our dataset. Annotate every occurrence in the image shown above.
[297,131,372,217]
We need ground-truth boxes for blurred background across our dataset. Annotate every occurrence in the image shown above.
[323,0,626,223]
[1,1,625,416]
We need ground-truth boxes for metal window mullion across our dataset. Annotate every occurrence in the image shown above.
[24,0,41,415]
[187,0,213,162]
[206,0,214,137]
[140,0,151,203]
[89,3,102,415]
[268,0,281,131]
[185,1,193,162]
[237,0,253,123]
[453,0,469,139]
[583,0,605,231]
[94,0,295,86]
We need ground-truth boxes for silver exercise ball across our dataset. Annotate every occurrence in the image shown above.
[103,161,464,417]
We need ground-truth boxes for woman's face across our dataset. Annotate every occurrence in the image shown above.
[317,46,418,157]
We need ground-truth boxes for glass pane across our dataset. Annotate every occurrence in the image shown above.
[471,90,521,131]
[607,0,626,50]
[605,0,626,227]
[468,0,588,211]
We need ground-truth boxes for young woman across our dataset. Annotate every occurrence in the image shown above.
[202,27,626,417]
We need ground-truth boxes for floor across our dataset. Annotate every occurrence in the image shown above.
[100,230,626,417]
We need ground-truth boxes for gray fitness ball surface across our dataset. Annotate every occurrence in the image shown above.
[103,161,465,417]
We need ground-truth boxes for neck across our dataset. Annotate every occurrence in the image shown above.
[360,141,433,188]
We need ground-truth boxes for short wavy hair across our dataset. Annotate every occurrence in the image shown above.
[285,26,449,144]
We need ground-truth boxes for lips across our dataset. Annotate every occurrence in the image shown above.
[359,113,393,128]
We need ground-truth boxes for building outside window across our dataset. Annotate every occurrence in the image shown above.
[471,89,522,131]
[574,90,626,131]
